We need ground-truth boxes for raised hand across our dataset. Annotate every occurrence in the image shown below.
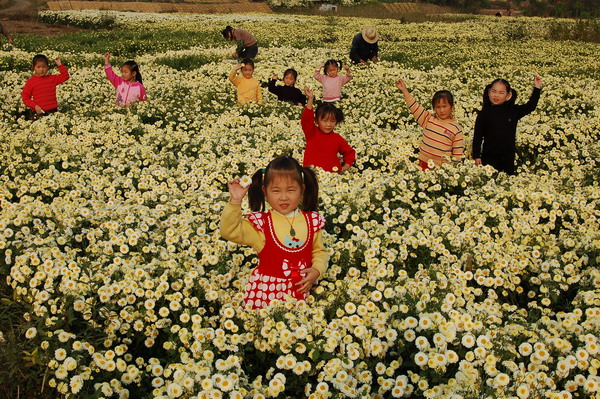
[304,86,314,98]
[54,58,62,66]
[533,75,542,89]
[227,178,250,203]
[396,78,408,93]
[104,52,111,65]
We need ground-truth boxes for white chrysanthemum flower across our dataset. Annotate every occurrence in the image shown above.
[25,327,37,339]
[239,175,252,188]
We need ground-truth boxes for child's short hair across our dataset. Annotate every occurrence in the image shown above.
[315,102,344,124]
[432,90,454,107]
[222,25,233,39]
[483,78,518,108]
[283,68,298,80]
[32,54,49,67]
[122,60,143,84]
[241,58,255,70]
[323,59,342,76]
[249,155,319,212]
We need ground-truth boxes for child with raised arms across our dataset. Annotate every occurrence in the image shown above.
[103,52,147,107]
[313,59,352,102]
[268,68,306,106]
[472,76,542,175]
[396,78,464,170]
[220,155,328,309]
[301,87,356,173]
[21,54,69,118]
[229,58,262,105]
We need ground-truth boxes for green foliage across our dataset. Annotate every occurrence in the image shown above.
[17,25,218,58]
[38,10,116,29]
[418,0,489,12]
[154,54,221,71]
[524,0,600,17]
[546,18,600,42]
[0,285,53,399]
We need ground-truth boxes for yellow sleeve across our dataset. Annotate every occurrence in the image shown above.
[219,202,265,252]
[257,82,262,104]
[312,231,329,276]
[229,69,241,87]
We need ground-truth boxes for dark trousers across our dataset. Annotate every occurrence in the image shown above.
[483,155,516,175]
[239,45,258,60]
[26,108,58,120]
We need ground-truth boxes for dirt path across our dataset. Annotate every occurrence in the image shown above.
[0,0,32,14]
[0,19,82,36]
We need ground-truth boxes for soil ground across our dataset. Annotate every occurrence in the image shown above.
[0,18,82,35]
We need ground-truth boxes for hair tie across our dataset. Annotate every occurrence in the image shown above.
[262,168,266,173]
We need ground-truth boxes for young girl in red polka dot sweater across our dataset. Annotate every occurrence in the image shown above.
[220,156,328,309]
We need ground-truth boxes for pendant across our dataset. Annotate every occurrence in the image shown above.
[290,227,296,237]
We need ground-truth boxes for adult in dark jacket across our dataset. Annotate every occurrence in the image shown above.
[349,27,378,65]
[472,76,543,175]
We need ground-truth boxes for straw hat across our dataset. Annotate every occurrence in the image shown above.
[361,27,379,44]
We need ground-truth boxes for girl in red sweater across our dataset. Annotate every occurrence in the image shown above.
[21,54,69,118]
[300,87,356,173]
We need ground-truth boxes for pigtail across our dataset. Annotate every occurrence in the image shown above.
[482,83,493,109]
[248,169,266,212]
[508,88,518,105]
[301,167,319,212]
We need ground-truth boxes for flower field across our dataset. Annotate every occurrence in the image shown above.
[0,10,599,398]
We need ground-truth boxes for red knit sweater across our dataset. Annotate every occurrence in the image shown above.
[21,65,70,111]
[301,107,356,172]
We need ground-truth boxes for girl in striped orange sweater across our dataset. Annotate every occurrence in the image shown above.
[396,78,464,170]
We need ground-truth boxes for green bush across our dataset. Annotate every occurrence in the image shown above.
[154,54,221,71]
[38,10,116,29]
[546,19,600,42]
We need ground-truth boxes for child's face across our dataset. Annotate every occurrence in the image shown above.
[316,113,337,134]
[283,73,296,87]
[121,65,137,82]
[434,99,454,120]
[263,175,304,215]
[33,61,49,77]
[488,82,511,105]
[241,65,254,79]
[326,64,339,77]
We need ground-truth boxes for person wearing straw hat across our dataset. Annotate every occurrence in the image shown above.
[350,27,379,65]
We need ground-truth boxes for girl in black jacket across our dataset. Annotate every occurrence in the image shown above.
[472,76,542,175]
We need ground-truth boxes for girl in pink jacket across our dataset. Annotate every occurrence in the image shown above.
[103,52,147,107]
[313,59,352,102]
